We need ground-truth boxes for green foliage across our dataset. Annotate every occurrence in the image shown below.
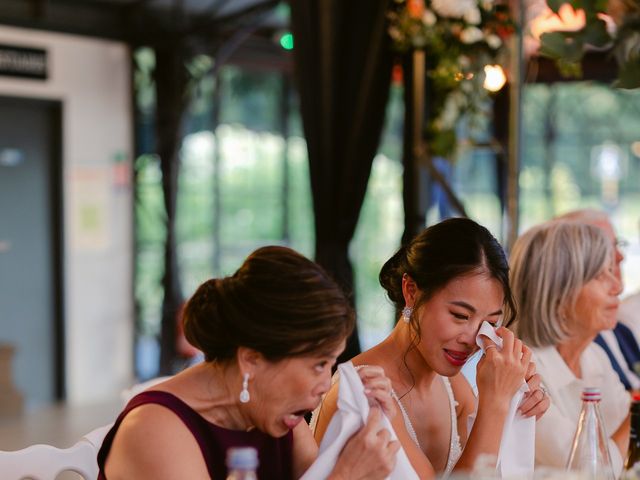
[539,0,640,89]
[615,59,640,88]
[539,35,589,78]
[583,18,610,47]
[388,0,514,159]
[546,0,569,13]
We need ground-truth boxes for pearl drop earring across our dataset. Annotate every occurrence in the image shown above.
[402,306,413,323]
[239,372,250,403]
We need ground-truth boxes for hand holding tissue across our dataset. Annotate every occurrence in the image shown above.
[473,321,536,477]
[301,362,419,480]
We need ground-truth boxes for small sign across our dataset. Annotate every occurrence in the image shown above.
[0,44,47,80]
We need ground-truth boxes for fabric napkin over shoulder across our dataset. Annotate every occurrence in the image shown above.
[301,361,419,480]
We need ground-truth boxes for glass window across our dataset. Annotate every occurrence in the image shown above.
[520,83,640,295]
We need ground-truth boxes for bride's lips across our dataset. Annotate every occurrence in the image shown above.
[444,348,470,367]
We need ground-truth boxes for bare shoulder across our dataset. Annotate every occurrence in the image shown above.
[449,373,476,416]
[105,403,210,480]
[312,376,340,442]
[351,343,391,369]
[350,343,401,384]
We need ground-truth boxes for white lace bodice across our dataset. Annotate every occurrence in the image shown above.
[310,365,463,476]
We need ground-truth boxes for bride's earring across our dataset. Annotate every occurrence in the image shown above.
[402,306,413,323]
[239,372,250,403]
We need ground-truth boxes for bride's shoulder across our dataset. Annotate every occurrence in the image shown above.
[351,342,395,369]
[449,373,476,414]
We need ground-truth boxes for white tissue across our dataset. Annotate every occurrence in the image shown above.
[474,321,536,478]
[301,362,419,480]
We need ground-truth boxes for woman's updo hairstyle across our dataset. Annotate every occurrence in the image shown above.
[379,217,515,335]
[183,246,355,362]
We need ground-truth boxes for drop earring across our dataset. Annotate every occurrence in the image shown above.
[239,372,250,403]
[402,306,413,323]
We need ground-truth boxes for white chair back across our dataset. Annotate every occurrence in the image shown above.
[0,423,112,480]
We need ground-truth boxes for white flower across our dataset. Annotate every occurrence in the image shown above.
[486,34,502,49]
[463,7,481,25]
[460,26,484,44]
[422,9,437,26]
[431,0,478,18]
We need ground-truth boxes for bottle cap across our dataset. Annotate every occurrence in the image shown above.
[226,447,259,470]
[582,387,601,401]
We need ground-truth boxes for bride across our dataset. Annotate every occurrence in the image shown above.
[312,218,550,476]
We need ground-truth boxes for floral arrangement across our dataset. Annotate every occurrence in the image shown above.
[539,0,640,88]
[387,0,515,158]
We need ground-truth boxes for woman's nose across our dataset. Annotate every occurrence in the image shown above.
[457,326,479,347]
[315,374,332,396]
[610,271,623,296]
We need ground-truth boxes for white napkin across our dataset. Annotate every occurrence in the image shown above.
[474,321,536,478]
[301,362,419,480]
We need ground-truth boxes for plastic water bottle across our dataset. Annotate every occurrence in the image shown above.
[566,387,616,480]
[225,446,259,480]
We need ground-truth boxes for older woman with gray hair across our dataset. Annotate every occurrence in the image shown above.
[509,221,630,475]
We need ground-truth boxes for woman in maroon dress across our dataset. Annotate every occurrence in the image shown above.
[98,246,399,479]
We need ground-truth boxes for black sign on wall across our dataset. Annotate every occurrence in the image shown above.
[0,44,47,80]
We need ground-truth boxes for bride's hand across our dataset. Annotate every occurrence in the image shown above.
[476,327,530,409]
[518,363,551,419]
[357,365,397,420]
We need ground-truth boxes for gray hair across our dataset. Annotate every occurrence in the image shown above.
[555,208,610,225]
[509,221,612,347]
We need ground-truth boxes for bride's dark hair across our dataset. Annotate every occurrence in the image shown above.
[379,217,516,339]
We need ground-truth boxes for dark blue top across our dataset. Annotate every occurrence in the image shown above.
[97,390,294,479]
[594,322,640,391]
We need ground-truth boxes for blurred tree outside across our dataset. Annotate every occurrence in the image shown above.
[133,43,640,377]
[520,82,640,295]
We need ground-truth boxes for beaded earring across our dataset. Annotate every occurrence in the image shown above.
[239,372,250,403]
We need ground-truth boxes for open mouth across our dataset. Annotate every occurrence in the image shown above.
[283,410,310,429]
[444,349,470,366]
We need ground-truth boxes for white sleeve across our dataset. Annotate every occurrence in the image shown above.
[609,438,623,478]
[534,399,580,469]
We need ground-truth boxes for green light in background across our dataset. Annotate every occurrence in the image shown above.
[280,32,294,50]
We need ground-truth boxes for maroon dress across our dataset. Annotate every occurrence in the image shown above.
[97,390,294,479]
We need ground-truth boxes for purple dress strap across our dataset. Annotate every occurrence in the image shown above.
[97,390,294,479]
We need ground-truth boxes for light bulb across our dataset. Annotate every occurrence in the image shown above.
[483,64,506,92]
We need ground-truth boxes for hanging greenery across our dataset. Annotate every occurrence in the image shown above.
[539,0,640,88]
[387,0,515,158]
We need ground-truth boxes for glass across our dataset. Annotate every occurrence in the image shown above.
[566,387,615,480]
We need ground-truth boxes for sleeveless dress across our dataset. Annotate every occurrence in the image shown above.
[311,365,463,476]
[97,390,294,480]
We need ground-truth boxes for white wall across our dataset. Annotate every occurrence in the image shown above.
[0,25,134,404]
